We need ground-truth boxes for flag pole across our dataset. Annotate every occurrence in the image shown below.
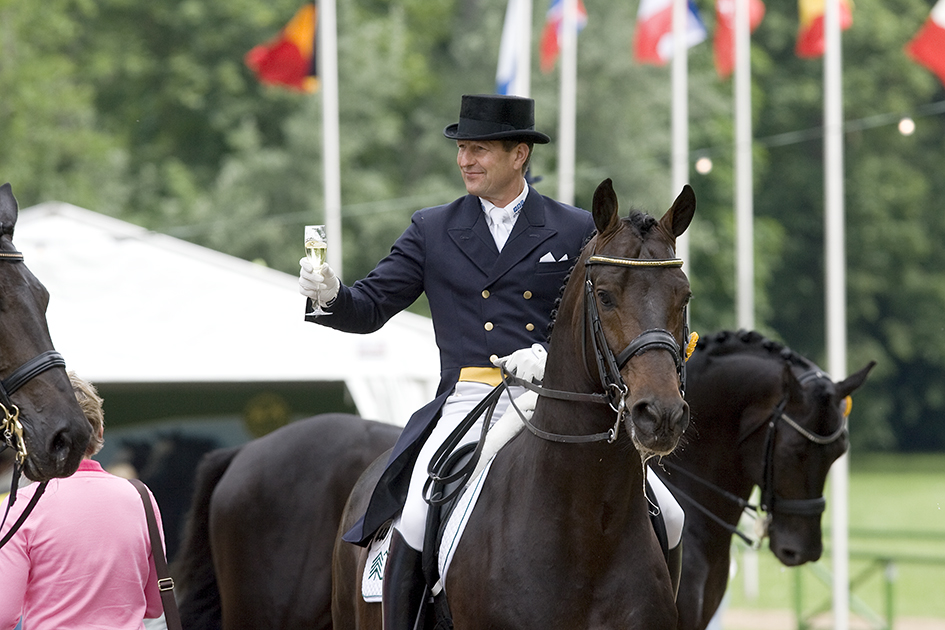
[671,0,689,263]
[735,0,753,330]
[557,0,577,205]
[824,0,849,625]
[319,0,343,279]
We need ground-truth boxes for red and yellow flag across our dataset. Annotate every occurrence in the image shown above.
[795,0,853,58]
[245,4,318,93]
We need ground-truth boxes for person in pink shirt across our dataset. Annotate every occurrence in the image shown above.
[0,373,165,630]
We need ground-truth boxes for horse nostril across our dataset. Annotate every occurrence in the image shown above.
[48,427,85,465]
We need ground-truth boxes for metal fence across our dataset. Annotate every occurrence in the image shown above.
[793,529,945,630]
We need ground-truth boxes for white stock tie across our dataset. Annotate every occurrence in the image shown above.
[489,207,515,251]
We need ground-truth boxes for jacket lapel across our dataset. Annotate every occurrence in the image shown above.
[447,195,499,275]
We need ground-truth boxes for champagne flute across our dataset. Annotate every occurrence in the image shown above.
[304,224,331,316]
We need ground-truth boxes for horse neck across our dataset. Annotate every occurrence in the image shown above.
[525,291,649,501]
[678,352,784,501]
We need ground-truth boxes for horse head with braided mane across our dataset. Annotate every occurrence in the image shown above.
[655,329,875,630]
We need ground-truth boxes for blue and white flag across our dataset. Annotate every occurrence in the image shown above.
[496,0,528,95]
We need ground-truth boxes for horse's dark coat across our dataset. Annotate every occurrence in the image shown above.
[0,183,90,482]
[175,414,400,630]
[656,329,875,630]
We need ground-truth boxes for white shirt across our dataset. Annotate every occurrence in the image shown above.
[480,180,528,252]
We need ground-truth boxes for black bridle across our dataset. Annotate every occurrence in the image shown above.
[516,254,690,444]
[755,369,846,518]
[658,366,848,545]
[0,248,69,549]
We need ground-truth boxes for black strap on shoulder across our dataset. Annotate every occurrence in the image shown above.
[129,478,182,630]
[0,480,48,550]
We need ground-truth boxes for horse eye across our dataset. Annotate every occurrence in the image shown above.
[597,290,614,308]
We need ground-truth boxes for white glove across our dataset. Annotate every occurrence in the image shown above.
[299,257,341,307]
[492,343,547,383]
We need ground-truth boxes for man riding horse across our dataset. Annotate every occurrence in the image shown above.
[299,94,684,629]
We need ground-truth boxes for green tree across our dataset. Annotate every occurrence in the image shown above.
[3,0,944,449]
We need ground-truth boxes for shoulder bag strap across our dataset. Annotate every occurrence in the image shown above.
[0,480,48,550]
[128,478,183,630]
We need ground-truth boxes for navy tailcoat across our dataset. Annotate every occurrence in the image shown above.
[306,186,596,545]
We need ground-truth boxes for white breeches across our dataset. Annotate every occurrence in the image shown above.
[395,381,523,550]
[646,466,685,549]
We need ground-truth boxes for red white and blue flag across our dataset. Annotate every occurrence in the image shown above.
[540,0,589,73]
[906,0,945,88]
[634,0,708,66]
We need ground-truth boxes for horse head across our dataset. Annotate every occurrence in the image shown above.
[0,183,90,482]
[762,358,876,565]
[547,179,695,459]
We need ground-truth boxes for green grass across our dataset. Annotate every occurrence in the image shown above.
[722,453,945,622]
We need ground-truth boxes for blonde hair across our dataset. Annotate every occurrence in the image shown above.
[69,371,105,457]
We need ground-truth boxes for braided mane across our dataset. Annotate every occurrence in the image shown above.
[695,329,815,372]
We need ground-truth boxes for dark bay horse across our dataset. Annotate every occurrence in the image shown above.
[175,413,402,630]
[654,329,875,630]
[0,183,90,484]
[334,179,695,629]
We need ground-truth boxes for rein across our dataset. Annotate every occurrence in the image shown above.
[659,366,850,545]
[0,249,68,549]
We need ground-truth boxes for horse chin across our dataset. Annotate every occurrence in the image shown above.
[21,447,83,482]
[627,424,682,459]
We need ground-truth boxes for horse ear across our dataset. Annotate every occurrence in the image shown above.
[592,178,621,235]
[659,184,696,239]
[836,360,877,399]
[0,183,17,226]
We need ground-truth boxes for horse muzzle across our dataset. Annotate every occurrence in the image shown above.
[628,396,690,456]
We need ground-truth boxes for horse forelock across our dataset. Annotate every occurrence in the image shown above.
[626,210,659,237]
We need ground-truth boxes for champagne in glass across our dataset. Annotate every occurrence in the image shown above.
[304,225,330,316]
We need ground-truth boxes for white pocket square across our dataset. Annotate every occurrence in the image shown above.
[539,252,556,263]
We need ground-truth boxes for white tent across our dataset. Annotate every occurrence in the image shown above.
[15,201,440,427]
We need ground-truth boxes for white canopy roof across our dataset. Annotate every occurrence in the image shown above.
[15,201,440,425]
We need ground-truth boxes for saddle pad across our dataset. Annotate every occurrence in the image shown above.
[361,524,393,602]
[437,454,497,587]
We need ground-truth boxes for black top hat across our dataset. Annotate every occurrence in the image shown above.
[443,94,551,144]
